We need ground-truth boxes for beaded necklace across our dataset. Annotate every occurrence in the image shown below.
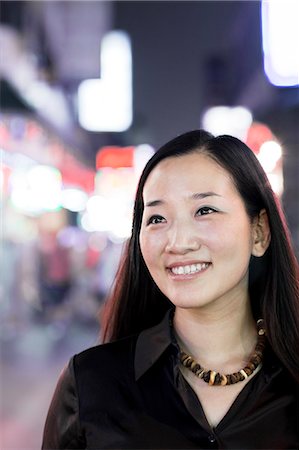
[179,319,266,386]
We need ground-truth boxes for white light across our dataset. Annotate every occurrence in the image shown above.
[78,31,132,131]
[61,188,88,212]
[86,195,112,231]
[201,106,253,140]
[10,165,62,213]
[80,212,94,232]
[86,195,109,216]
[267,173,284,196]
[84,194,133,237]
[134,144,155,176]
[109,215,132,240]
[257,140,282,173]
[28,166,62,210]
[262,0,299,86]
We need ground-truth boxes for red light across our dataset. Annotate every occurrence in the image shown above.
[60,154,95,193]
[246,123,274,154]
[96,146,135,169]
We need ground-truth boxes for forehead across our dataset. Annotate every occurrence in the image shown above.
[142,152,237,199]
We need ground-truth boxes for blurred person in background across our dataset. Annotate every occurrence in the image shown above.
[34,210,73,322]
[38,229,72,312]
[42,130,299,449]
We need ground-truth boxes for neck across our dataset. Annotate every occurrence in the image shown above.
[173,299,257,372]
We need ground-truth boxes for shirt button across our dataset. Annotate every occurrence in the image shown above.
[208,434,216,443]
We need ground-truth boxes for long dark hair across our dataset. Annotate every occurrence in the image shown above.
[102,130,299,382]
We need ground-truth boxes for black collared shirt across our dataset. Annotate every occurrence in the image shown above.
[42,310,299,449]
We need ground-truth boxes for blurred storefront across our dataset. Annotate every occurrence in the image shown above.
[0,112,155,330]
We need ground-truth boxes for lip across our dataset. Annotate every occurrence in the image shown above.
[167,260,210,269]
[166,260,211,280]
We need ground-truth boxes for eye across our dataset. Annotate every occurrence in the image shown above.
[147,215,166,225]
[196,206,217,216]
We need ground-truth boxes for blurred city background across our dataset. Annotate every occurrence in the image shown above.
[0,1,298,448]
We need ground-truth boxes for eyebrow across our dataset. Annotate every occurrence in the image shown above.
[145,192,221,207]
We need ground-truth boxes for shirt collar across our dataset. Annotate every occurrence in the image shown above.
[134,308,284,383]
[134,308,177,380]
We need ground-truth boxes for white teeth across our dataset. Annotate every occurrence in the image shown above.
[170,263,209,275]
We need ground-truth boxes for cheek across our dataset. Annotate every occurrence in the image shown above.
[204,221,253,256]
[198,222,223,250]
[139,231,155,266]
[140,230,165,270]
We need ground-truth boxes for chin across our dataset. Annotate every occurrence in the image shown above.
[168,296,211,310]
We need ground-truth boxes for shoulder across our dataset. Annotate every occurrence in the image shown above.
[73,334,139,381]
[66,335,140,408]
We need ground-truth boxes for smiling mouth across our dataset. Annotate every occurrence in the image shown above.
[169,263,210,275]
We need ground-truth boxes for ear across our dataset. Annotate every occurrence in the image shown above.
[251,209,271,257]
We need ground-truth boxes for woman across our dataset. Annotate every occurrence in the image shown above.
[42,130,299,449]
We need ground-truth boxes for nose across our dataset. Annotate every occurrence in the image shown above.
[165,221,200,254]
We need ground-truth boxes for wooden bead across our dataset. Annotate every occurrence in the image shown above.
[180,353,189,364]
[215,373,222,385]
[220,375,228,386]
[203,371,211,383]
[244,367,253,376]
[230,374,238,384]
[195,368,205,378]
[191,362,201,372]
[226,375,232,385]
[240,369,248,379]
[237,373,243,382]
[209,370,217,386]
[184,356,193,367]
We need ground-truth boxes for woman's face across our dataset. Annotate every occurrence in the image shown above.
[139,152,258,312]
